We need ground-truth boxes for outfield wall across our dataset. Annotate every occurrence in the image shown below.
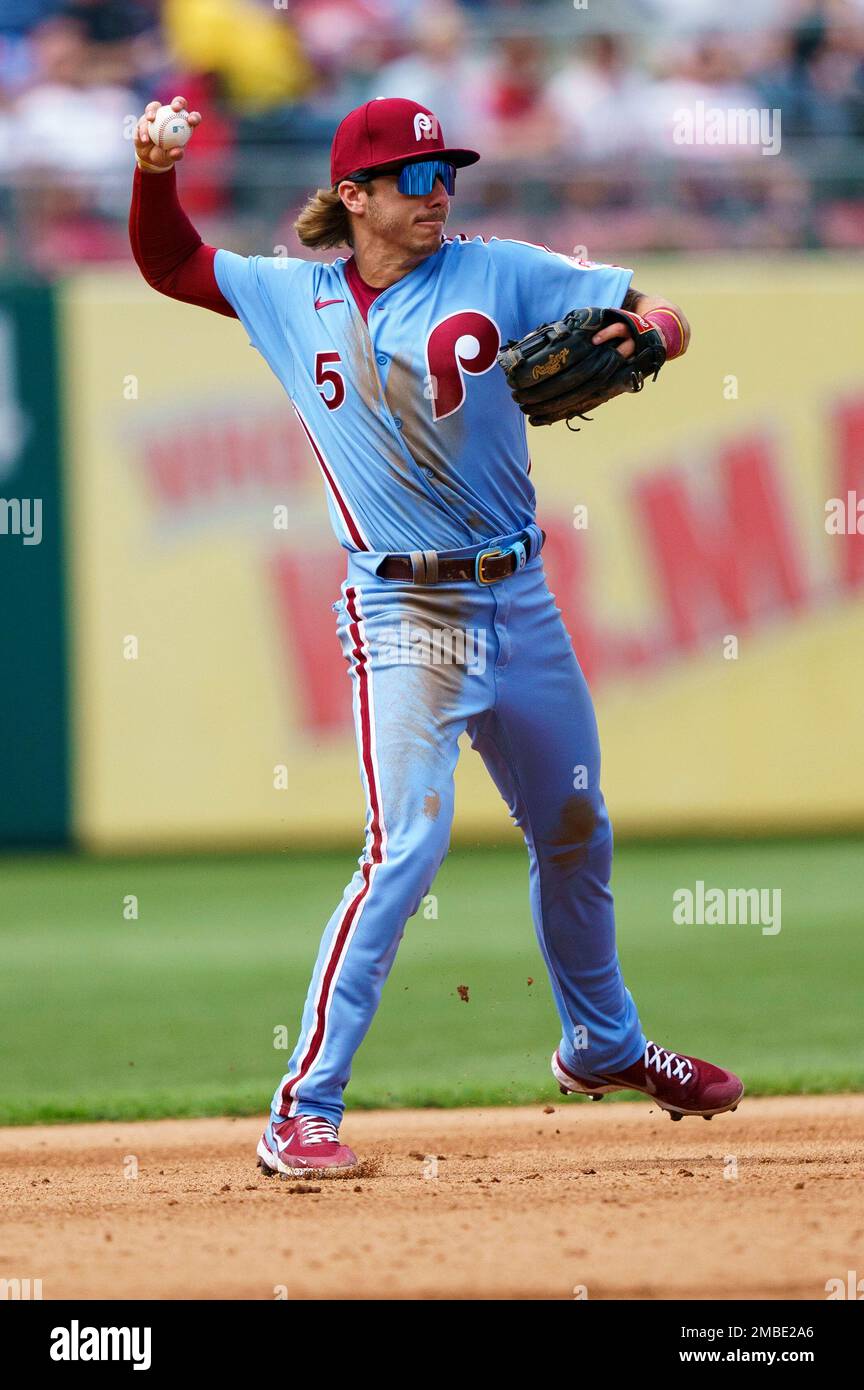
[3,259,863,849]
[0,280,70,846]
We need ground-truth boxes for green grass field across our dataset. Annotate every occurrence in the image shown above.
[1,839,861,1125]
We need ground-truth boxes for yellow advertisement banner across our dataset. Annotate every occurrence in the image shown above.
[63,260,864,849]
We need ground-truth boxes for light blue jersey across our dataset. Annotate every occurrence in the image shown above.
[214,237,631,552]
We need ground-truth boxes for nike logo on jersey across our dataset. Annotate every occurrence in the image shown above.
[314,297,345,310]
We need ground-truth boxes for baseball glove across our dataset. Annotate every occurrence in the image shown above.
[497,306,667,429]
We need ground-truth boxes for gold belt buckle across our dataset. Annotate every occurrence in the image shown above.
[475,547,503,585]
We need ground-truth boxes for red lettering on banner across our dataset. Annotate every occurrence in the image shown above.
[141,415,309,510]
[145,437,190,504]
[540,520,602,684]
[634,436,805,649]
[834,399,864,588]
[269,551,352,733]
[542,519,659,687]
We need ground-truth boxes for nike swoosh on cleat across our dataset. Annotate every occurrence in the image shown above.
[314,297,344,310]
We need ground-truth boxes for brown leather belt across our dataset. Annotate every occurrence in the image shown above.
[377,530,543,586]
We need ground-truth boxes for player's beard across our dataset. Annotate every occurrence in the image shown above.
[365,184,448,257]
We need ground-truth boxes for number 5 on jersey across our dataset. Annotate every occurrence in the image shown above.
[315,351,346,411]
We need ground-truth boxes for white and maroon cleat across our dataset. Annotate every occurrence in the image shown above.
[552,1040,744,1120]
[257,1114,360,1177]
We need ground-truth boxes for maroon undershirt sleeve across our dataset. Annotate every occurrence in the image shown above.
[128,165,237,318]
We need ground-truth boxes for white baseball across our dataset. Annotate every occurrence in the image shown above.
[147,105,193,150]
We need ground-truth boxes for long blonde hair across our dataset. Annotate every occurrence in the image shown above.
[294,186,355,249]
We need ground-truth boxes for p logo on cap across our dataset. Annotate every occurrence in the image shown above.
[330,97,480,185]
[413,112,436,141]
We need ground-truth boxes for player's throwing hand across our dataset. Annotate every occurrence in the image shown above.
[134,96,201,173]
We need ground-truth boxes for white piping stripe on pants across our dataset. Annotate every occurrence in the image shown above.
[280,584,387,1115]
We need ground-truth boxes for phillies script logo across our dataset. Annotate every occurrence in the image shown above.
[425,311,500,420]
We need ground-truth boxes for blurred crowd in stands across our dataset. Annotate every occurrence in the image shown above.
[2,0,864,270]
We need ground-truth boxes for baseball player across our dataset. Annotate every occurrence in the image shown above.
[131,95,743,1177]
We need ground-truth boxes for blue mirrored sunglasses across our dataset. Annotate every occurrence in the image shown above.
[346,159,457,196]
[396,159,456,195]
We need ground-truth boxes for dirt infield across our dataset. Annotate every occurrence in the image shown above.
[1,1097,861,1300]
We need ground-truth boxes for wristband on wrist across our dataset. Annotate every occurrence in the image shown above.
[644,307,686,360]
[136,154,173,174]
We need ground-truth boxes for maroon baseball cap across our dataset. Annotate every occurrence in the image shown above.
[330,97,480,186]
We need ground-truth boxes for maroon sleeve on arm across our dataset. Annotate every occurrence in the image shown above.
[129,165,237,318]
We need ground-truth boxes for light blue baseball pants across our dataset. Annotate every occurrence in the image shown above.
[272,531,646,1125]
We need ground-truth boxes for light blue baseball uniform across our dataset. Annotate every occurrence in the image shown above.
[214,234,647,1126]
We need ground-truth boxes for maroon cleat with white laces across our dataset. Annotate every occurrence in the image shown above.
[257,1114,360,1176]
[552,1040,744,1120]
